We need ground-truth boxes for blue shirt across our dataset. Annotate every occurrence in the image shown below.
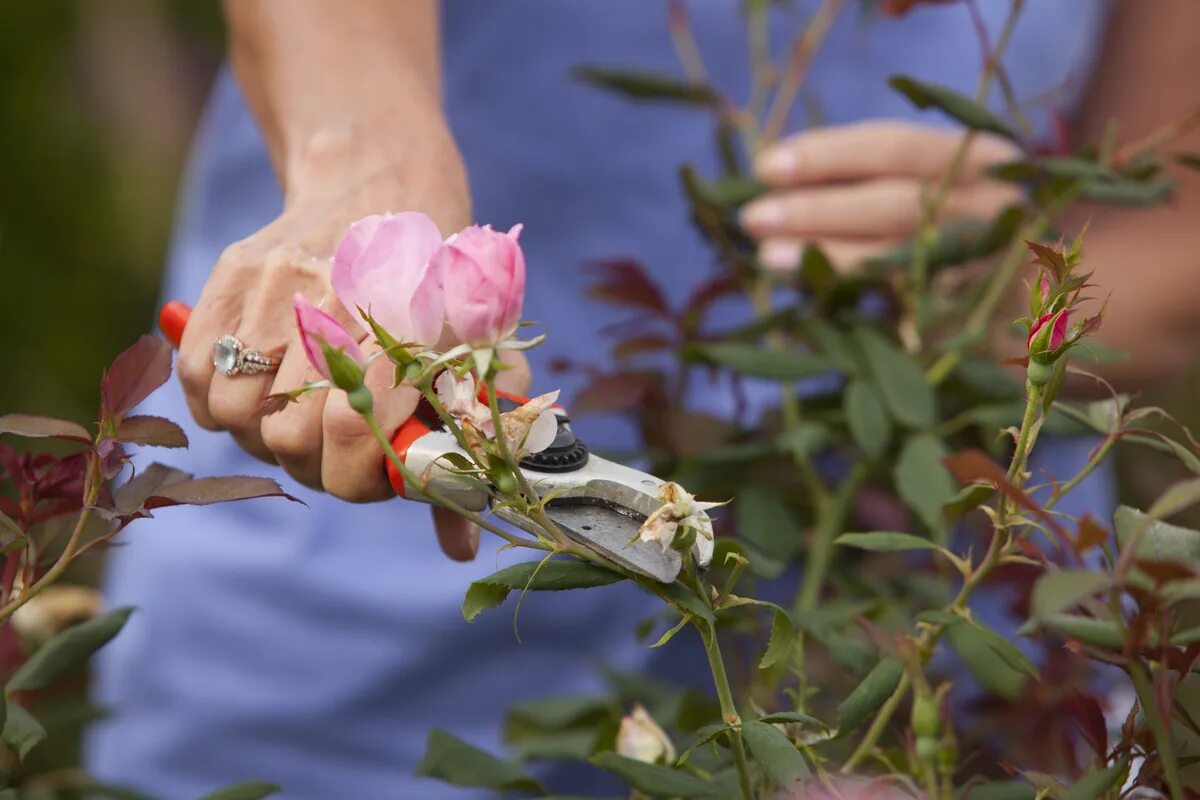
[88,3,1113,797]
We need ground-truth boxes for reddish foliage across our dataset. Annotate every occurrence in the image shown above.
[100,335,173,421]
[879,0,960,18]
[1073,514,1111,556]
[942,448,1070,545]
[586,259,670,316]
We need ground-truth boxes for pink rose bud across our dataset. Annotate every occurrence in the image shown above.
[435,224,526,348]
[1027,308,1069,362]
[294,293,365,387]
[332,212,446,348]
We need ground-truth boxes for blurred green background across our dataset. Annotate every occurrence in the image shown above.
[0,1,221,424]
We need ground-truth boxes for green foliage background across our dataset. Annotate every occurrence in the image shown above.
[0,1,221,424]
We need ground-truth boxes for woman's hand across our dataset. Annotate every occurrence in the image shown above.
[740,120,1023,273]
[176,128,510,559]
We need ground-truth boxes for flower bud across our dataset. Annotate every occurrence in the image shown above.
[916,735,939,762]
[294,293,366,384]
[1026,308,1069,364]
[911,692,939,739]
[320,340,366,393]
[616,704,676,764]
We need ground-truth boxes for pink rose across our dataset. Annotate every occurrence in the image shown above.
[1027,308,1069,355]
[332,212,446,347]
[293,293,364,382]
[435,224,526,347]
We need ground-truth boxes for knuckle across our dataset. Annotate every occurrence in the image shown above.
[207,391,253,432]
[261,414,317,460]
[323,402,371,443]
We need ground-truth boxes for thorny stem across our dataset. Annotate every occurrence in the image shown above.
[698,614,755,800]
[360,408,547,552]
[907,0,1024,318]
[844,382,1044,771]
[1047,435,1115,509]
[0,450,101,622]
[796,463,868,614]
[760,0,845,146]
[1130,660,1185,800]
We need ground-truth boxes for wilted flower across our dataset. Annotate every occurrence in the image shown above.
[616,703,676,764]
[437,371,559,457]
[637,482,720,562]
[12,585,101,643]
[293,294,365,389]
[332,212,446,348]
[435,371,494,433]
[435,224,526,348]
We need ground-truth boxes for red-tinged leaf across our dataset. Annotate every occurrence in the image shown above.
[113,415,188,448]
[1026,239,1069,283]
[1136,558,1196,585]
[1074,514,1111,556]
[943,448,1069,542]
[141,476,300,510]
[571,371,663,415]
[113,463,193,514]
[101,335,173,421]
[586,259,670,315]
[679,274,739,329]
[1064,693,1108,760]
[0,414,91,443]
[1001,356,1029,367]
[879,0,960,16]
[612,334,675,360]
[258,393,301,417]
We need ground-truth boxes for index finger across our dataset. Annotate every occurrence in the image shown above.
[754,120,1020,186]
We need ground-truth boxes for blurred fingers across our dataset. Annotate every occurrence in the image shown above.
[261,339,327,490]
[754,119,1019,186]
[431,506,481,562]
[757,237,907,274]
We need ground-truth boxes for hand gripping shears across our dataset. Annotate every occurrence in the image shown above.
[157,301,712,582]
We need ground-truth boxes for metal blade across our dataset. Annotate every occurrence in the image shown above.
[543,500,681,583]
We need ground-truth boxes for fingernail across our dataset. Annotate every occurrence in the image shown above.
[740,200,784,230]
[756,147,796,178]
[759,240,804,272]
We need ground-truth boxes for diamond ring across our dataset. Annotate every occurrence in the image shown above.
[212,335,280,377]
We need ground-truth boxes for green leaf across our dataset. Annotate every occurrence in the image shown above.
[1148,477,1200,520]
[1031,571,1111,621]
[1081,177,1174,206]
[1041,614,1125,649]
[590,752,720,797]
[799,246,839,303]
[3,700,46,759]
[692,176,765,206]
[844,380,892,459]
[1114,505,1200,562]
[854,327,936,429]
[963,782,1037,800]
[736,484,804,562]
[415,728,544,793]
[835,531,940,553]
[894,435,956,533]
[660,582,717,625]
[687,342,830,381]
[651,615,691,648]
[573,66,718,106]
[945,620,1027,700]
[776,422,830,462]
[759,606,796,670]
[836,657,903,735]
[742,719,811,788]
[1061,757,1130,800]
[194,782,283,800]
[462,560,625,622]
[7,606,134,692]
[888,75,1017,140]
[757,710,826,728]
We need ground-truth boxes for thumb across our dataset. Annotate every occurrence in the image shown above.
[432,505,481,562]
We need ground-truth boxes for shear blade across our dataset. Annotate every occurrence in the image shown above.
[544,502,681,584]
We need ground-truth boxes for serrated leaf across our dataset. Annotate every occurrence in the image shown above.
[194,782,283,800]
[101,335,173,420]
[687,342,830,381]
[894,435,956,533]
[888,75,1017,140]
[113,415,188,448]
[836,657,903,735]
[844,380,892,459]
[416,728,544,793]
[462,560,625,622]
[590,752,720,797]
[1030,571,1111,621]
[945,620,1027,700]
[3,700,45,759]
[759,605,795,669]
[854,327,936,429]
[757,710,825,728]
[8,607,135,692]
[835,532,940,552]
[140,477,299,510]
[0,413,91,443]
[742,719,811,788]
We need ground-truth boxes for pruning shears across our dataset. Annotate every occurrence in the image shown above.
[158,301,711,583]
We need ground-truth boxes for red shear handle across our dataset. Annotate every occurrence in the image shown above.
[156,301,531,499]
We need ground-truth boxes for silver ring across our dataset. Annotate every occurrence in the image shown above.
[212,335,280,377]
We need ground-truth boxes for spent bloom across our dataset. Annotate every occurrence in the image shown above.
[293,293,365,388]
[437,371,559,456]
[616,704,676,765]
[434,224,526,347]
[332,212,446,348]
[637,482,720,564]
[434,371,494,434]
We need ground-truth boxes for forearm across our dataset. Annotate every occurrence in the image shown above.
[223,0,458,197]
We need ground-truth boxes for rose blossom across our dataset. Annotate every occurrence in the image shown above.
[433,223,526,347]
[293,293,364,382]
[616,704,676,765]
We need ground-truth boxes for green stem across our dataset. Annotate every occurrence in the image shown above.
[761,0,845,145]
[796,463,867,613]
[700,621,756,800]
[841,672,912,772]
[360,408,546,551]
[1130,660,1185,800]
[1047,434,1115,510]
[1007,381,1043,481]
